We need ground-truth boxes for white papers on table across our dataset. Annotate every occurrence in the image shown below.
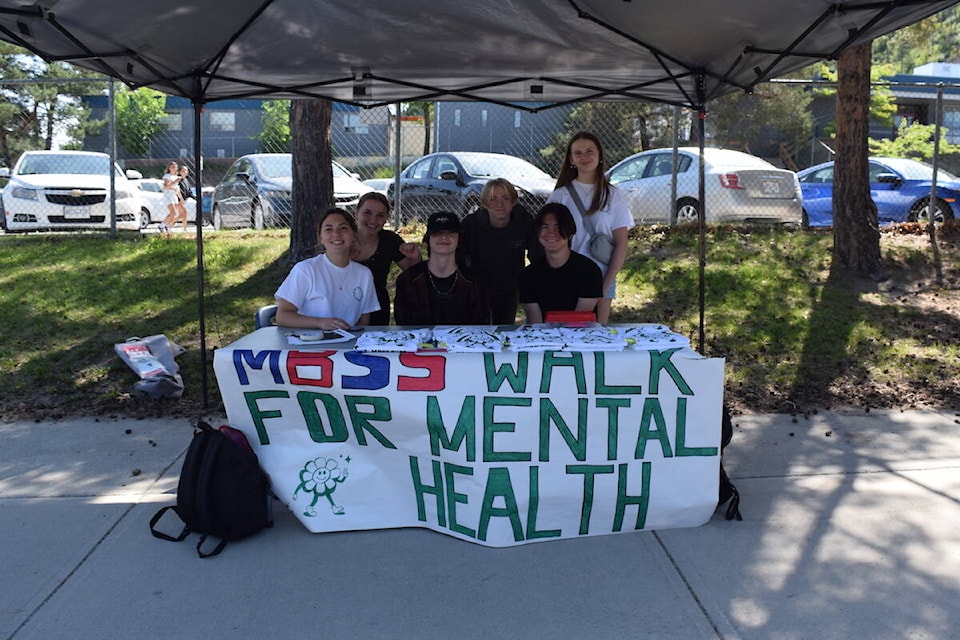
[355,329,431,352]
[500,325,564,351]
[285,328,354,345]
[617,324,691,350]
[558,326,628,351]
[432,326,503,352]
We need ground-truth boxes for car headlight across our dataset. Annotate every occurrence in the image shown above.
[261,190,290,200]
[117,189,136,199]
[11,186,39,200]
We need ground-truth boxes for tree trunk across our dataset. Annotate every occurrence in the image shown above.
[289,99,333,265]
[833,42,883,280]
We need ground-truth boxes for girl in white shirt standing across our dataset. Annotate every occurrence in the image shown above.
[547,131,633,323]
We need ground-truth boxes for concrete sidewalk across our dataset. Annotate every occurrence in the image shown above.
[2,408,959,640]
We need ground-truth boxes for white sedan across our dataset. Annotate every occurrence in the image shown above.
[606,147,802,225]
[1,150,142,232]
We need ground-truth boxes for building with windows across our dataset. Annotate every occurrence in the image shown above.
[886,62,960,145]
[81,96,391,166]
[432,102,572,163]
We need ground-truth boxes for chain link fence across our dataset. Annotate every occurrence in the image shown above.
[3,76,959,233]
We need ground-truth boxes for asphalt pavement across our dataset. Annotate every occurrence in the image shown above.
[2,408,959,640]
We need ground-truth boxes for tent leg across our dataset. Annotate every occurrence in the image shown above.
[697,109,707,354]
[192,101,209,410]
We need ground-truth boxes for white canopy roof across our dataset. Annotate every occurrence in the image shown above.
[1,0,957,109]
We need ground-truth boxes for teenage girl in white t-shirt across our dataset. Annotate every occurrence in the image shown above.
[546,131,634,323]
[275,208,380,329]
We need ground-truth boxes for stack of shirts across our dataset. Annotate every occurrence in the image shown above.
[617,324,691,350]
[558,326,627,351]
[432,326,503,352]
[500,325,565,351]
[355,329,431,352]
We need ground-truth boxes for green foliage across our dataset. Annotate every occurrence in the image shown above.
[810,61,897,130]
[869,121,960,158]
[873,6,960,73]
[0,42,104,165]
[114,86,167,156]
[256,99,291,152]
[707,82,813,153]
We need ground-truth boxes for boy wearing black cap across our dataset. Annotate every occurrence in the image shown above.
[394,211,492,325]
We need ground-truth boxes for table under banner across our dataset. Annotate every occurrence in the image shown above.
[212,324,725,547]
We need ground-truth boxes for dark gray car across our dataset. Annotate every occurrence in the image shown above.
[210,154,371,230]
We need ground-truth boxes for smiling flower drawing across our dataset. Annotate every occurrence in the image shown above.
[293,455,350,517]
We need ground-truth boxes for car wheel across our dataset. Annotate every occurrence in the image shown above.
[213,205,224,230]
[801,209,810,229]
[675,198,700,225]
[252,201,265,230]
[910,197,954,224]
[140,207,152,229]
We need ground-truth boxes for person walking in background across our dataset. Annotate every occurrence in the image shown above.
[159,161,181,235]
[353,192,422,325]
[547,131,633,323]
[519,203,602,323]
[394,211,491,325]
[167,164,192,232]
[274,207,379,329]
[458,178,542,325]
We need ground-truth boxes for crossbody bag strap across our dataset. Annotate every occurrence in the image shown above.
[565,184,597,236]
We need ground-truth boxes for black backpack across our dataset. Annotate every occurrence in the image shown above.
[719,405,742,520]
[150,422,273,557]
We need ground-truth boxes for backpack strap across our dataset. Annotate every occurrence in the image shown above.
[718,405,742,521]
[149,505,191,542]
[196,534,228,559]
[719,464,742,521]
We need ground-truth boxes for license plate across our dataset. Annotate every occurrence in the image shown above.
[63,206,90,219]
[761,180,780,195]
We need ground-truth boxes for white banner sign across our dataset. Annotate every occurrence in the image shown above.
[214,337,725,547]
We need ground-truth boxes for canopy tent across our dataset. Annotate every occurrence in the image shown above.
[1,0,957,407]
[1,0,957,109]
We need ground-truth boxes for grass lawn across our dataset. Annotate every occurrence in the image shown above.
[1,223,958,420]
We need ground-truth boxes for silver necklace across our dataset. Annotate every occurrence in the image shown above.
[328,256,349,290]
[427,268,457,296]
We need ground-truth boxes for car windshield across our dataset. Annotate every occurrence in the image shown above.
[18,153,114,176]
[254,155,292,179]
[880,158,959,182]
[458,155,551,180]
[251,155,352,180]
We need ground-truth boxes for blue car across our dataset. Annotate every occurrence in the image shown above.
[797,157,960,227]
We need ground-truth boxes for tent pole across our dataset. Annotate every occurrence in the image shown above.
[193,101,209,410]
[393,101,402,228]
[108,78,117,238]
[928,83,942,269]
[697,109,706,354]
